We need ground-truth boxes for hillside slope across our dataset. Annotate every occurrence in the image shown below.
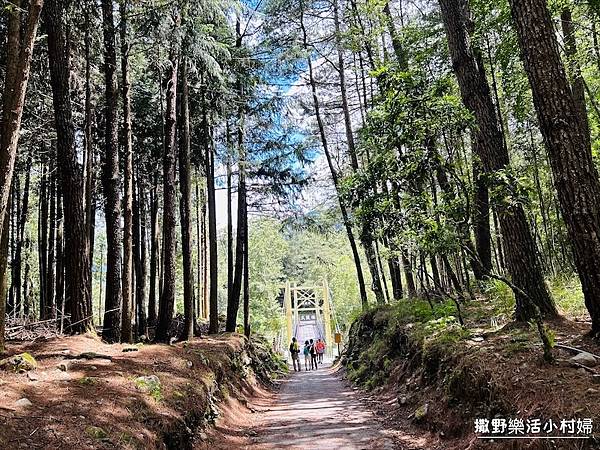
[0,333,284,449]
[342,300,600,449]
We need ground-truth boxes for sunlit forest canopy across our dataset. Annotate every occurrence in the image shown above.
[2,0,600,355]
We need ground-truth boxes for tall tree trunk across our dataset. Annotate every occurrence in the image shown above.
[227,119,246,332]
[178,57,194,341]
[45,0,93,333]
[402,252,416,298]
[8,176,19,316]
[561,8,590,140]
[225,121,235,330]
[227,23,246,332]
[56,193,65,327]
[46,171,56,320]
[0,210,8,352]
[509,0,600,332]
[10,151,31,317]
[133,171,147,338]
[155,38,179,343]
[375,241,390,303]
[201,189,208,319]
[0,0,44,348]
[243,207,250,338]
[148,172,159,326]
[195,174,203,318]
[302,0,369,309]
[120,0,134,343]
[84,1,95,306]
[100,0,122,342]
[333,0,383,304]
[206,119,219,334]
[38,157,48,319]
[18,156,32,315]
[439,0,557,320]
[472,158,491,278]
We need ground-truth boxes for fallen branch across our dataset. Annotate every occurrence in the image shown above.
[569,361,598,374]
[63,352,113,361]
[555,343,600,360]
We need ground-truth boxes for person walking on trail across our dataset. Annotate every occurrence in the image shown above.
[316,339,326,364]
[303,340,311,371]
[289,337,300,372]
[309,339,318,370]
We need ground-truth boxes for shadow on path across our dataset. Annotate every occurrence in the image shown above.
[249,363,396,449]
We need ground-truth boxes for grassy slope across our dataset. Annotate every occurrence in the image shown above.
[342,281,600,449]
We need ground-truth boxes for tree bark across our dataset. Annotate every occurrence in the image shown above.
[178,57,194,341]
[227,23,246,332]
[472,158,491,278]
[38,158,48,319]
[439,0,557,320]
[155,37,179,343]
[0,0,44,344]
[227,117,246,332]
[120,0,134,343]
[195,174,203,318]
[226,122,234,322]
[100,0,122,342]
[133,170,147,338]
[509,0,600,331]
[45,0,93,333]
[148,171,159,326]
[55,193,65,326]
[0,210,9,352]
[561,8,590,141]
[243,206,250,338]
[84,1,95,307]
[402,251,416,298]
[46,169,56,320]
[10,150,32,317]
[206,111,219,334]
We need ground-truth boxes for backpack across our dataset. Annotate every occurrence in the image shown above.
[303,346,309,356]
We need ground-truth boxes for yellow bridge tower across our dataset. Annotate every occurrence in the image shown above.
[283,280,334,356]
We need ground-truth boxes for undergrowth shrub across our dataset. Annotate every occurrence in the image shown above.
[345,299,470,390]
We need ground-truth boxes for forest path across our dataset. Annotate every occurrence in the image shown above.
[247,362,397,449]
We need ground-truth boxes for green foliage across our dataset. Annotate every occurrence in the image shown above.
[134,376,163,402]
[345,300,470,390]
[548,275,587,318]
[78,376,99,386]
[480,279,516,318]
[85,426,108,441]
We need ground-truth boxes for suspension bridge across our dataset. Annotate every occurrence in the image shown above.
[280,280,338,357]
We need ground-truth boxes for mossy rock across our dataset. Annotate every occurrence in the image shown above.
[78,376,99,386]
[134,375,162,401]
[0,352,37,372]
[413,403,429,422]
[85,426,108,440]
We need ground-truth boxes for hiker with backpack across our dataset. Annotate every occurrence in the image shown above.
[289,337,300,372]
[303,340,311,371]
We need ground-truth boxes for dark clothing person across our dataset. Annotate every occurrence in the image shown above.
[289,337,300,372]
[309,339,318,370]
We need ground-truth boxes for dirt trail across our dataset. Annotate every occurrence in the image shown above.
[247,362,397,449]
